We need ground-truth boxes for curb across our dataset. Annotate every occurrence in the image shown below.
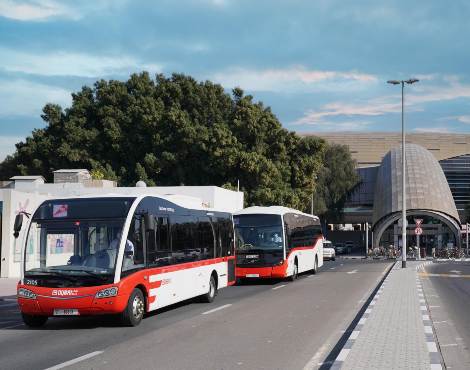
[318,261,395,369]
[416,261,445,370]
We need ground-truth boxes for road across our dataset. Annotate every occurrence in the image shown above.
[420,261,470,369]
[0,259,391,370]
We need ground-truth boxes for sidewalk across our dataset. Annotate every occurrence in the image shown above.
[332,261,442,369]
[0,278,19,298]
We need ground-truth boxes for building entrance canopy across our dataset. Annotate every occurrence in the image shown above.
[372,144,461,248]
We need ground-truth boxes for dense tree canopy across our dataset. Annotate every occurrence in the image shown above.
[0,72,359,215]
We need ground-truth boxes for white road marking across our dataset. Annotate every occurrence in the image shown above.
[427,342,438,352]
[272,284,287,290]
[201,304,232,315]
[349,330,360,340]
[440,343,458,347]
[347,270,358,274]
[422,314,430,321]
[424,326,433,334]
[0,323,23,329]
[336,348,350,361]
[43,351,104,370]
[0,302,19,308]
[358,318,367,325]
[429,305,441,308]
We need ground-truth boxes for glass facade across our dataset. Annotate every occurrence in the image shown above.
[439,154,470,213]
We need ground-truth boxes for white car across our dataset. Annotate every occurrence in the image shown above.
[323,240,336,261]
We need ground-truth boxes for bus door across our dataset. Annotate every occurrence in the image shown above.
[215,217,235,284]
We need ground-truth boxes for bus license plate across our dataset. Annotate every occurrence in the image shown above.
[53,309,79,316]
[246,274,259,278]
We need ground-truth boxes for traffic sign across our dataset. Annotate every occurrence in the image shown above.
[414,218,423,227]
[415,227,423,235]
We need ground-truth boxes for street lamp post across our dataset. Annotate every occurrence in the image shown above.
[387,78,419,268]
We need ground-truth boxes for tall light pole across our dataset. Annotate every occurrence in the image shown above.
[387,78,419,268]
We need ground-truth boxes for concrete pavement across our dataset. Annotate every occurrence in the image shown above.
[332,261,442,369]
[0,260,391,370]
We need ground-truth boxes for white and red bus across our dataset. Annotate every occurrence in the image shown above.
[234,206,323,281]
[15,195,235,327]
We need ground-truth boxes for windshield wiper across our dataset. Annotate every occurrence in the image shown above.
[59,269,110,281]
[25,270,79,283]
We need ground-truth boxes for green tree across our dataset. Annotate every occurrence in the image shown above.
[0,72,356,213]
[312,143,360,222]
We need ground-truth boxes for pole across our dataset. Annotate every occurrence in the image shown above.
[417,233,420,260]
[401,81,407,268]
[466,223,469,256]
[365,222,369,258]
[311,193,314,215]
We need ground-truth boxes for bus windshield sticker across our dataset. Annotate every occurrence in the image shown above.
[53,204,68,218]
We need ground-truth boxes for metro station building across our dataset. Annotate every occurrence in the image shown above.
[312,132,470,253]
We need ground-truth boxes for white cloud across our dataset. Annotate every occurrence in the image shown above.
[296,120,372,132]
[0,78,71,116]
[0,136,25,161]
[0,0,77,21]
[293,94,407,127]
[294,75,470,129]
[413,127,453,133]
[0,48,163,77]
[456,115,470,124]
[210,66,377,92]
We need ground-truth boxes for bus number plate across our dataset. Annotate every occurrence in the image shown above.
[53,309,79,316]
[245,255,259,259]
[246,274,259,278]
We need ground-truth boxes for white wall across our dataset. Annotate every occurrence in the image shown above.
[1,190,49,278]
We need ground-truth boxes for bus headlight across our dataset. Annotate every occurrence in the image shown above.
[18,288,37,299]
[95,287,118,299]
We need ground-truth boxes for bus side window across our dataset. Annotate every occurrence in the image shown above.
[146,216,157,267]
[218,218,233,257]
[197,217,215,260]
[171,215,197,264]
[154,217,171,266]
[122,215,145,274]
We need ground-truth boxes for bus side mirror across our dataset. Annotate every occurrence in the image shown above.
[144,214,156,231]
[13,213,23,239]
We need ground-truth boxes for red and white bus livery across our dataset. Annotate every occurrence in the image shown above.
[15,195,235,327]
[234,207,323,281]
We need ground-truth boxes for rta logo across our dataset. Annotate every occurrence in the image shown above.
[52,289,78,296]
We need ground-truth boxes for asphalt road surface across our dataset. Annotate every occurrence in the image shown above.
[0,259,391,370]
[420,261,470,370]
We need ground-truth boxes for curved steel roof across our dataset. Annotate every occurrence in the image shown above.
[372,144,460,226]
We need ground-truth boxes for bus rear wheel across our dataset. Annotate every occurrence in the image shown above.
[22,313,48,328]
[201,275,217,303]
[120,288,145,327]
[312,256,318,274]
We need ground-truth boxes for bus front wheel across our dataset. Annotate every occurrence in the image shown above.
[288,262,298,282]
[22,313,48,328]
[120,288,145,327]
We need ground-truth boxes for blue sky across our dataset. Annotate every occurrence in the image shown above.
[1,0,470,160]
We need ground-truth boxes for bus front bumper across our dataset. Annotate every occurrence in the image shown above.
[17,285,128,316]
[236,265,287,279]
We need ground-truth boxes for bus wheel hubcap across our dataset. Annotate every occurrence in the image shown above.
[132,296,144,319]
[210,280,215,297]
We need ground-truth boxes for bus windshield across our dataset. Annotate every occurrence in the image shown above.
[24,219,126,285]
[234,214,284,252]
